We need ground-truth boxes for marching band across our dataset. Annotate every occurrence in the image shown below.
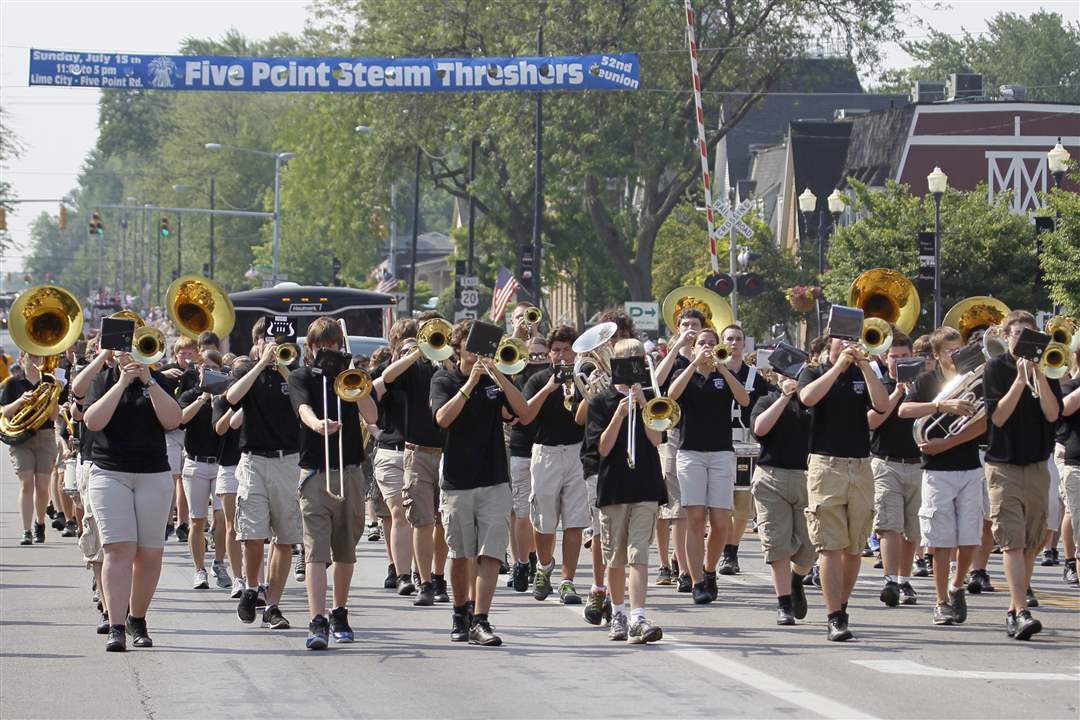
[2,272,1078,653]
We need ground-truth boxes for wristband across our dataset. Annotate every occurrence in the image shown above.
[458,388,470,400]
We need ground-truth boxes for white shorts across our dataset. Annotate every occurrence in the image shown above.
[215,464,239,495]
[1047,457,1064,532]
[676,449,735,509]
[510,456,532,517]
[86,465,173,548]
[919,468,985,548]
[585,474,600,536]
[181,459,219,520]
[529,443,589,533]
[165,430,185,476]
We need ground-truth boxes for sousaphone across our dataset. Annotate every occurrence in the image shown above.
[848,268,920,335]
[661,286,734,332]
[943,296,1011,344]
[166,275,236,340]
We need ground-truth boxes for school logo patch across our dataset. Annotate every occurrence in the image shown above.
[280,382,290,395]
[852,381,865,395]
[713,377,726,390]
[142,387,152,399]
[485,385,502,400]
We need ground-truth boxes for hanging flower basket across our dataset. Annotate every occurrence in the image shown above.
[787,285,822,313]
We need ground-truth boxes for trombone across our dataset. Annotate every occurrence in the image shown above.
[860,317,894,357]
[495,336,528,376]
[417,318,454,361]
[321,358,373,503]
[273,342,300,366]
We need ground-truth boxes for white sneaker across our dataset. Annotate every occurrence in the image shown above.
[212,561,232,589]
[230,577,246,599]
[193,568,210,590]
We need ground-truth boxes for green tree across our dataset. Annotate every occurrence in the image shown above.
[0,106,25,252]
[824,180,1047,335]
[1040,165,1080,312]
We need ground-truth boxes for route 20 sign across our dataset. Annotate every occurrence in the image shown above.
[625,301,660,331]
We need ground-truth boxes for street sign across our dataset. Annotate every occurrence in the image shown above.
[460,275,479,287]
[461,289,479,308]
[625,301,660,331]
[702,197,754,239]
[454,310,478,322]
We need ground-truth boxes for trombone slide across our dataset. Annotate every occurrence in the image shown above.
[321,376,345,502]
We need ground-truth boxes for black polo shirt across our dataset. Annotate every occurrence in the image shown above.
[372,362,406,448]
[584,387,666,507]
[156,362,185,397]
[870,377,920,460]
[524,367,584,446]
[677,367,736,452]
[797,363,873,458]
[85,366,170,473]
[750,390,811,470]
[235,366,298,455]
[430,365,512,491]
[984,355,1063,465]
[661,354,692,450]
[386,359,444,448]
[211,395,241,467]
[0,375,54,430]
[907,370,982,471]
[178,388,221,459]
[1059,378,1080,466]
[288,366,364,470]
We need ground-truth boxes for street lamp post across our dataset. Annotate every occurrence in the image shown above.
[1047,138,1071,189]
[797,188,820,335]
[927,166,948,327]
[173,180,217,278]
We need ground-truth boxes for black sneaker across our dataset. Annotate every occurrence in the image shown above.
[704,570,719,601]
[46,503,56,519]
[255,584,268,608]
[306,615,329,650]
[1052,548,1060,565]
[880,580,901,607]
[1025,587,1039,608]
[627,617,663,644]
[528,552,537,584]
[925,553,934,576]
[932,602,955,626]
[237,588,258,624]
[432,575,450,603]
[19,531,32,546]
[912,556,928,577]
[677,572,692,593]
[899,581,918,605]
[262,604,290,630]
[826,613,852,642]
[511,561,529,592]
[469,617,503,646]
[1064,559,1079,586]
[412,569,422,589]
[106,625,126,652]
[51,513,67,532]
[533,566,554,601]
[125,615,152,648]
[790,572,808,620]
[966,569,990,594]
[97,612,111,634]
[450,609,471,642]
[165,523,174,541]
[175,522,189,543]
[718,546,738,575]
[777,603,795,626]
[671,556,680,577]
[1040,549,1055,567]
[809,565,822,588]
[692,581,712,604]
[384,563,398,589]
[396,574,416,596]
[414,581,435,606]
[873,552,883,569]
[861,544,874,557]
[655,567,674,586]
[1013,609,1042,641]
[584,589,608,626]
[329,607,353,643]
[293,549,306,582]
[62,520,78,537]
[949,587,967,624]
[498,555,511,574]
[33,521,45,544]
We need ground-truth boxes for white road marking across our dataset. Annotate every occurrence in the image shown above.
[852,659,1080,681]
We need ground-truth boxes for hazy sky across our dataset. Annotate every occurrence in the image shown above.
[2,0,1077,273]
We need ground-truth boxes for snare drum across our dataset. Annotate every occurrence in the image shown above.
[733,441,761,489]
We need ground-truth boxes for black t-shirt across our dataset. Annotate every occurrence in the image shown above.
[156,361,185,397]
[288,366,364,470]
[870,377,920,460]
[797,363,873,458]
[750,390,811,470]
[178,388,221,458]
[907,370,982,471]
[372,362,406,447]
[730,363,774,431]
[211,395,241,467]
[524,367,584,447]
[585,387,666,507]
[0,375,55,430]
[430,365,512,491]
[85,366,170,472]
[676,366,736,452]
[386,359,444,448]
[508,368,542,458]
[984,355,1062,465]
[1059,378,1080,465]
[235,366,299,455]
[177,366,200,396]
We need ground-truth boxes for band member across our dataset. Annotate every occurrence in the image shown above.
[899,327,987,625]
[430,320,528,646]
[666,327,750,604]
[289,318,378,649]
[83,350,182,651]
[509,301,538,341]
[2,352,58,545]
[1059,359,1080,585]
[750,369,814,625]
[507,338,548,591]
[866,331,922,606]
[798,333,888,641]
[212,362,246,598]
[159,336,198,543]
[225,318,302,631]
[379,312,451,605]
[520,325,589,604]
[982,310,1062,640]
[586,338,667,644]
[718,324,773,576]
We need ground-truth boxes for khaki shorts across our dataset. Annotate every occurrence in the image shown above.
[235,452,303,545]
[79,514,104,566]
[986,461,1049,553]
[165,430,185,476]
[182,459,219,520]
[1047,458,1064,532]
[403,447,442,527]
[732,489,755,521]
[530,443,589,533]
[374,447,405,499]
[872,458,922,540]
[599,501,657,568]
[804,454,874,555]
[298,466,365,564]
[440,483,512,560]
[585,474,601,536]
[9,430,57,475]
[1062,464,1080,554]
[86,465,173,548]
[658,442,685,520]
[510,456,532,517]
[215,464,239,496]
[367,477,391,518]
[751,465,816,567]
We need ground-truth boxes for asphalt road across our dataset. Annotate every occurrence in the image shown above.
[1,449,1078,720]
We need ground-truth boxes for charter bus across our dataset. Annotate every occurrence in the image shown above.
[228,283,396,357]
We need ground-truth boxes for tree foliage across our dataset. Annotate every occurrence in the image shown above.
[1040,165,1080,312]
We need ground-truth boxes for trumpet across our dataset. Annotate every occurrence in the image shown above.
[495,336,528,376]
[417,318,454,361]
[701,344,732,367]
[558,363,575,411]
[273,342,300,366]
[1046,316,1079,353]
[860,317,894,357]
[131,326,167,365]
[523,305,542,328]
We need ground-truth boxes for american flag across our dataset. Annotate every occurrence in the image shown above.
[374,266,399,295]
[489,266,520,325]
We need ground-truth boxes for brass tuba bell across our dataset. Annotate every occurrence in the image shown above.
[417,318,454,361]
[662,286,733,332]
[131,326,167,365]
[495,337,528,376]
[848,268,920,335]
[943,297,1011,344]
[166,275,235,340]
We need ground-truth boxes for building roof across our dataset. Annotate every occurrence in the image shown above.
[839,105,916,187]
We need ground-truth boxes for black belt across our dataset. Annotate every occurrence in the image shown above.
[873,454,921,465]
[246,449,294,459]
[377,442,405,452]
[187,454,219,464]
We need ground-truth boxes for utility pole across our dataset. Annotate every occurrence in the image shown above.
[531,23,545,306]
[209,176,216,278]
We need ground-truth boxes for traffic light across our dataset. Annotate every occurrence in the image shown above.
[88,211,104,236]
[160,217,171,238]
[332,256,342,286]
[704,272,734,297]
[0,207,6,231]
[736,272,765,298]
[59,205,67,230]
